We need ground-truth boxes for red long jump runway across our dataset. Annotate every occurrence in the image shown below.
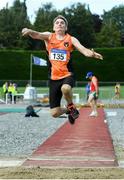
[23,107,118,168]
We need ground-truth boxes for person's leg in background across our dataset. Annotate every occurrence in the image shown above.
[88,93,98,116]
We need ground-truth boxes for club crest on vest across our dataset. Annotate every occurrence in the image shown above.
[64,42,69,47]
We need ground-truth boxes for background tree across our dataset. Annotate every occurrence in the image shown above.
[96,18,121,47]
[0,1,124,49]
[10,0,31,49]
[61,3,96,47]
[0,0,31,49]
[102,5,124,46]
[0,7,13,48]
[33,3,58,50]
[92,14,102,33]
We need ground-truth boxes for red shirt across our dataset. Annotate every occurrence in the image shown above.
[90,76,98,92]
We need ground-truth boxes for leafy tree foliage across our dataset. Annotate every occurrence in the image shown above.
[0,1,124,49]
[92,14,102,33]
[33,2,58,50]
[102,5,124,46]
[96,19,121,47]
[0,0,31,49]
[0,8,12,48]
[61,3,96,47]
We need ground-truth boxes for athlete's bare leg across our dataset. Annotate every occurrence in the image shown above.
[50,84,79,124]
[61,84,79,123]
[61,84,73,104]
[50,84,73,118]
[50,107,67,118]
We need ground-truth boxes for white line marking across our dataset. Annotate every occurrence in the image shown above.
[0,160,24,167]
[106,112,117,116]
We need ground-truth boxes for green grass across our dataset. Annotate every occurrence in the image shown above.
[73,86,124,100]
[1,86,124,100]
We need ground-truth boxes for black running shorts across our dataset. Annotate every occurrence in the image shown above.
[49,76,75,108]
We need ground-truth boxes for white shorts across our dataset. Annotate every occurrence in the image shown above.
[88,92,97,101]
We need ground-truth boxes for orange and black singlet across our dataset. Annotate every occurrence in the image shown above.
[46,33,74,80]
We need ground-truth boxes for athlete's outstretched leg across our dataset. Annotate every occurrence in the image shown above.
[50,107,67,118]
[61,84,79,124]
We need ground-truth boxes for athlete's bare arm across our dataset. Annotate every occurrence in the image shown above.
[71,36,103,60]
[22,28,51,41]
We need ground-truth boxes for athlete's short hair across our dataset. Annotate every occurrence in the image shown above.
[53,15,68,27]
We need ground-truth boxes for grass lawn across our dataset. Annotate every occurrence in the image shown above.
[0,86,124,101]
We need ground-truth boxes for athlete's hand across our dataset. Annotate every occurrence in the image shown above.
[94,52,103,60]
[22,28,31,36]
[92,49,103,60]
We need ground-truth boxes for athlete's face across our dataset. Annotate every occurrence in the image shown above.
[53,18,67,32]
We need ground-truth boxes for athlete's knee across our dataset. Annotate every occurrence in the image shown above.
[61,84,71,94]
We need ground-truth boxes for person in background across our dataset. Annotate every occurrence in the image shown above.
[12,83,18,104]
[113,82,121,99]
[8,83,18,104]
[86,72,99,117]
[26,83,31,88]
[2,81,8,101]
[22,15,103,124]
[8,82,13,104]
[85,81,90,101]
